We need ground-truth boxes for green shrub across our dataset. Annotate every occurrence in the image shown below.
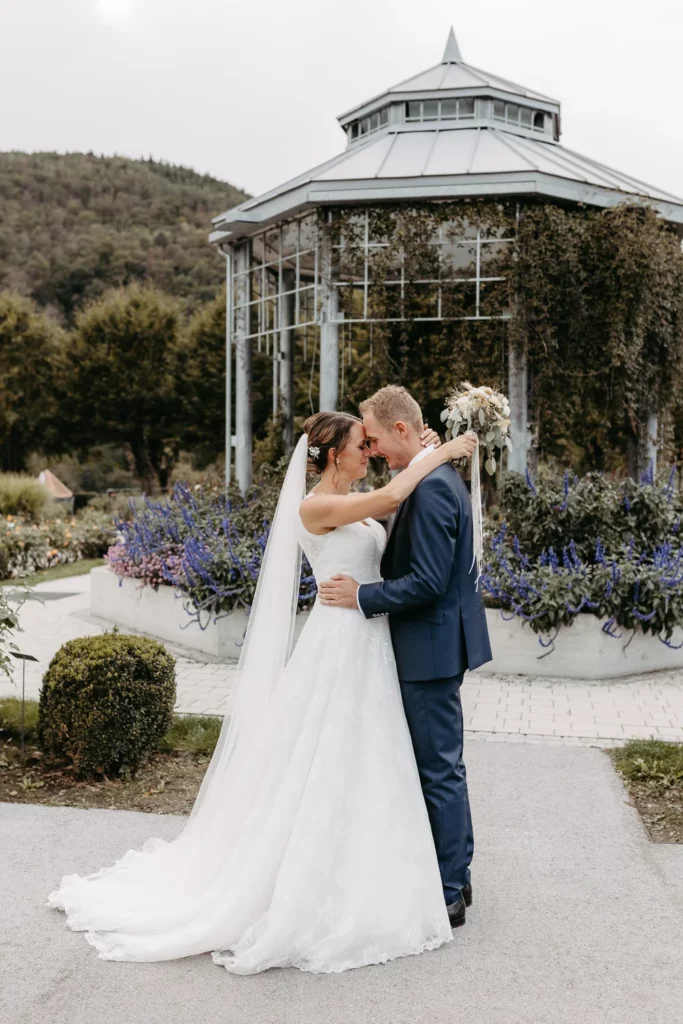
[496,470,681,562]
[0,507,116,579]
[0,696,39,739]
[483,470,683,643]
[86,491,141,521]
[0,473,50,520]
[38,634,176,777]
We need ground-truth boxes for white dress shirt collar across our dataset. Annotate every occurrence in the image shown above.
[408,444,435,467]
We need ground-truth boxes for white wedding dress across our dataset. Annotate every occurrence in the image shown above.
[46,438,452,974]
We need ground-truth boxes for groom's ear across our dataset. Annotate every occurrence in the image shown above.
[395,420,409,439]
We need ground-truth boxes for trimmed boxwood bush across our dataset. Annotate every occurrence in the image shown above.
[38,634,176,778]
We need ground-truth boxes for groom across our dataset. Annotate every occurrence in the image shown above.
[318,385,492,929]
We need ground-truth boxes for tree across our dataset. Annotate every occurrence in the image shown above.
[0,292,66,471]
[176,295,281,469]
[0,152,247,322]
[62,284,183,493]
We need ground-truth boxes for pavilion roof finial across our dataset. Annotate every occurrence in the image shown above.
[442,27,463,63]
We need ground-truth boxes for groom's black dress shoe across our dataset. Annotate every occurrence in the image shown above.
[446,893,466,928]
[462,882,472,907]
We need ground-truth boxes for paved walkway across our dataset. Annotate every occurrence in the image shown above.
[3,573,683,745]
[3,740,682,1024]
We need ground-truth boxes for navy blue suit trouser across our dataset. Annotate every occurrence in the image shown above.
[399,671,473,905]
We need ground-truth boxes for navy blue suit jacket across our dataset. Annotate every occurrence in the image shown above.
[358,463,492,681]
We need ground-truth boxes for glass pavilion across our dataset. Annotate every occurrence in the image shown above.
[211,28,683,490]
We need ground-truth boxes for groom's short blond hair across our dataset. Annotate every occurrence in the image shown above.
[359,385,423,433]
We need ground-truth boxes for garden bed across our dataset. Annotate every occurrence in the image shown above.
[90,565,309,660]
[609,740,683,843]
[481,608,683,679]
[0,739,208,815]
[0,698,218,815]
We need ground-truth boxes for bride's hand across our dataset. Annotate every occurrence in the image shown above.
[440,431,477,462]
[420,423,441,449]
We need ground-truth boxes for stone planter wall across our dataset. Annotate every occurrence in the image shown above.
[92,567,683,678]
[478,607,683,679]
[90,566,308,661]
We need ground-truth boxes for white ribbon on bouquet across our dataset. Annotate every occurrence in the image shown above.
[466,430,484,591]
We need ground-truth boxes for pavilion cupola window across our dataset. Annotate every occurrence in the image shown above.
[347,106,389,141]
[493,100,549,133]
[405,97,475,122]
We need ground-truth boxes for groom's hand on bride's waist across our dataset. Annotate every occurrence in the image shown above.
[318,574,360,609]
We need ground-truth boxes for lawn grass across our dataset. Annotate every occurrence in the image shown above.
[610,739,683,789]
[158,713,222,755]
[0,695,40,738]
[0,558,105,589]
[609,739,683,843]
[0,696,221,755]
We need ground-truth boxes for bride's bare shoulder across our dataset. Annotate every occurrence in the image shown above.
[299,492,333,536]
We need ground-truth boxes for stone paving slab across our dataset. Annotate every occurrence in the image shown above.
[2,573,683,746]
[2,740,682,1024]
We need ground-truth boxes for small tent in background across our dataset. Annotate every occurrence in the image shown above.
[37,470,74,510]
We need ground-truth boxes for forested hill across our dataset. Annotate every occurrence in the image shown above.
[0,152,248,321]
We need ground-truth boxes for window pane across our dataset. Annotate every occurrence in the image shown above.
[351,122,359,139]
[493,100,505,120]
[406,282,438,319]
[379,107,388,126]
[442,242,476,276]
[381,283,404,320]
[533,111,545,130]
[459,97,475,118]
[265,297,277,331]
[479,241,511,278]
[281,220,299,258]
[250,236,265,267]
[506,104,519,123]
[441,281,477,318]
[370,112,379,131]
[407,101,421,120]
[298,215,317,253]
[478,279,509,318]
[441,98,457,119]
[423,100,439,120]
[337,284,365,320]
[520,107,532,127]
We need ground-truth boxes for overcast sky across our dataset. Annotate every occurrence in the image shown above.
[1,0,681,201]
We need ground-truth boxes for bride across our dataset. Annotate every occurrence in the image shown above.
[47,411,475,975]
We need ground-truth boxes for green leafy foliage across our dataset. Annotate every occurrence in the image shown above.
[0,473,51,520]
[0,152,246,322]
[611,740,683,794]
[0,586,20,678]
[174,294,276,467]
[38,634,176,778]
[332,200,683,475]
[61,283,184,492]
[484,472,683,641]
[496,472,681,562]
[0,696,40,739]
[0,293,66,472]
[0,507,117,580]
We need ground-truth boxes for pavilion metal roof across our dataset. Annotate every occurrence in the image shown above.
[211,31,683,242]
[338,28,558,118]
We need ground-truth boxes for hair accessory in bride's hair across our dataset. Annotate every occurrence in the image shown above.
[308,445,320,459]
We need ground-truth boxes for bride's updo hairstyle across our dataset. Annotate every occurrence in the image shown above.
[303,411,362,475]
